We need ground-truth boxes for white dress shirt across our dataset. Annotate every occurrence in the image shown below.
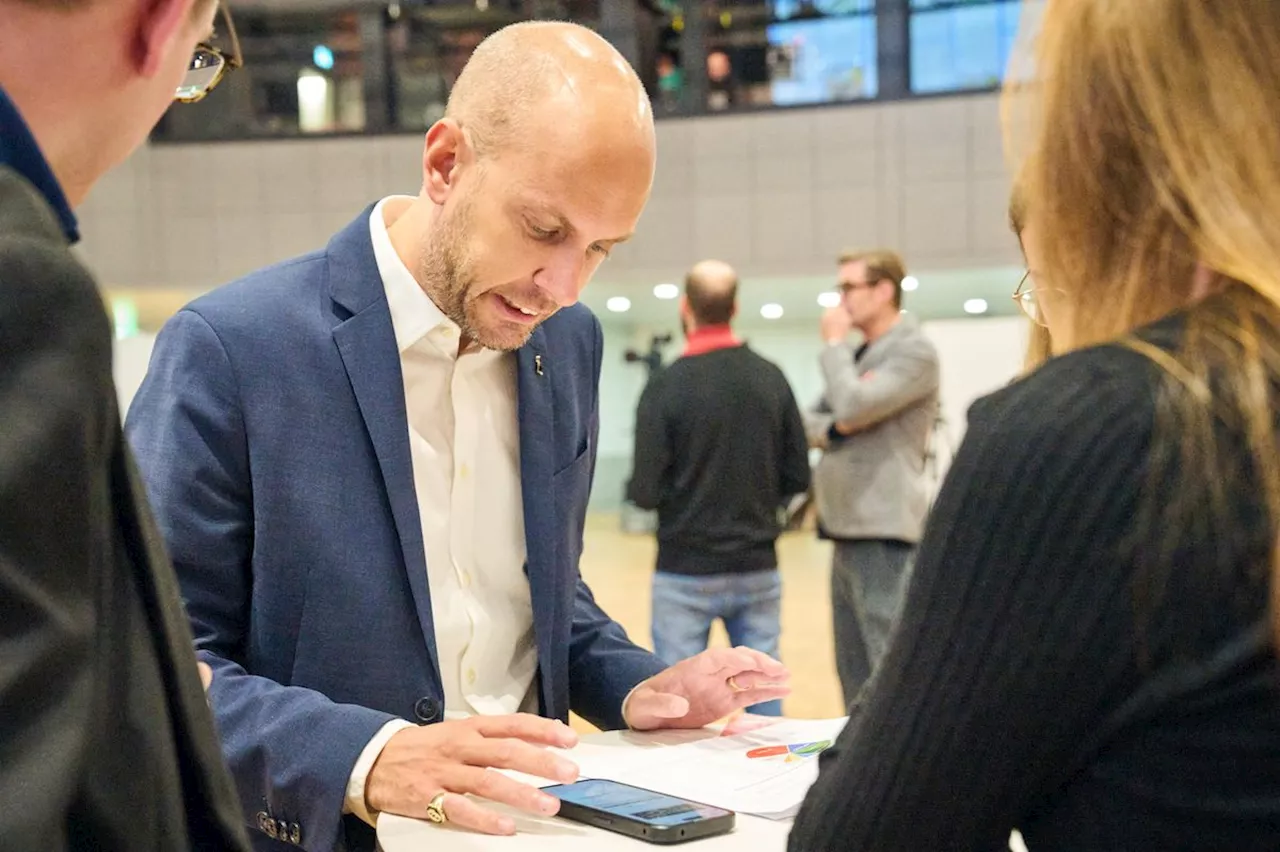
[344,196,538,825]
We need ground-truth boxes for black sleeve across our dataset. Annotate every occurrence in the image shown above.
[0,236,113,848]
[778,373,812,499]
[788,352,1156,851]
[626,378,669,510]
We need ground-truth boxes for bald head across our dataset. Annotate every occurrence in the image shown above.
[685,259,739,327]
[446,21,654,160]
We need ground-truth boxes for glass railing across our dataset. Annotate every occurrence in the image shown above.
[151,0,1023,143]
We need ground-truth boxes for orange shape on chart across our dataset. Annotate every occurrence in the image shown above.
[746,745,789,759]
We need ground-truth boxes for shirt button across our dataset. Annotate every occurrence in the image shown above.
[459,463,470,479]
[460,572,472,588]
[467,669,477,685]
[413,696,441,722]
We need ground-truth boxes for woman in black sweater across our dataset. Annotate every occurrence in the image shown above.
[788,1,1280,849]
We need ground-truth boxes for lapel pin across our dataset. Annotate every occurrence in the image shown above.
[535,354,545,376]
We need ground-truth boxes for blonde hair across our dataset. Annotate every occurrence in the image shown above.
[1007,0,1280,634]
[837,249,907,308]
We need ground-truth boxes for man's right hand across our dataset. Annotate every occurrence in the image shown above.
[364,714,581,835]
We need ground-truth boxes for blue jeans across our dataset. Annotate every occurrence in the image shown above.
[650,569,784,716]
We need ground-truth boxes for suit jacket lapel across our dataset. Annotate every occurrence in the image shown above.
[328,210,442,684]
[516,328,560,711]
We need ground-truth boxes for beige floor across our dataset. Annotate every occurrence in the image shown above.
[572,513,846,732]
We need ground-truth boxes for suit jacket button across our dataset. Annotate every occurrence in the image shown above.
[289,822,302,844]
[263,817,279,840]
[414,696,440,722]
[256,812,272,835]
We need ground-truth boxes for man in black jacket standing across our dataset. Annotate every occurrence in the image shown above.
[629,259,811,715]
[0,0,251,849]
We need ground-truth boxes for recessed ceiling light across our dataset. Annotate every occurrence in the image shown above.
[902,276,919,292]
[760,303,784,320]
[653,283,679,300]
[963,298,989,315]
[817,292,841,308]
[607,296,632,313]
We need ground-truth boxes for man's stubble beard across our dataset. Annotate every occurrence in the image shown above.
[418,194,540,352]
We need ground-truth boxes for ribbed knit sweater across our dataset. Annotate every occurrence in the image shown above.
[788,316,1280,851]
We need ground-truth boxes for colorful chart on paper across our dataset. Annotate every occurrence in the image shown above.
[745,740,832,762]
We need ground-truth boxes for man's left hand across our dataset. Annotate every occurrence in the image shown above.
[623,647,792,731]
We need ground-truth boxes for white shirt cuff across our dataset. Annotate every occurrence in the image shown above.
[344,719,416,826]
[620,681,647,731]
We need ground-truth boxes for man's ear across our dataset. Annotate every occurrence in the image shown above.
[136,0,198,78]
[422,119,464,206]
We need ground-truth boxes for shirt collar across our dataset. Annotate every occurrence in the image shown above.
[369,196,454,353]
[682,323,743,358]
[0,85,79,243]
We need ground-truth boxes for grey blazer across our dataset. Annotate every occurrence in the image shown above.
[804,313,940,543]
[0,166,251,852]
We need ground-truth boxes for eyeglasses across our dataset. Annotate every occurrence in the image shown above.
[175,2,242,104]
[1012,270,1065,327]
[838,280,879,295]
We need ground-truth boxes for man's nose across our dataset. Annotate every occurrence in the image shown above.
[532,249,589,308]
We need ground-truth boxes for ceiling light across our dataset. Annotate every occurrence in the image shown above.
[817,291,841,308]
[606,296,632,313]
[902,276,919,292]
[653,283,679,300]
[760,303,784,320]
[963,298,989,315]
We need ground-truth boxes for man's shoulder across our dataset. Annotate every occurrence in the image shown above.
[536,302,601,363]
[0,178,102,326]
[187,251,328,323]
[155,252,335,366]
[892,319,940,360]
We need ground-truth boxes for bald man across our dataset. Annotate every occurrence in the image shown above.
[628,261,811,715]
[125,22,790,852]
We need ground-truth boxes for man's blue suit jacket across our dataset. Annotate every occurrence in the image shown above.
[124,208,667,852]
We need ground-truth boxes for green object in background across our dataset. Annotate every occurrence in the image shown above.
[658,66,684,94]
[112,299,139,340]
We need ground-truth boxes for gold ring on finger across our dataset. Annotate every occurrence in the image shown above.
[425,791,450,825]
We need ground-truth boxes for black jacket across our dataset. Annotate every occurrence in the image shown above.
[629,343,811,575]
[0,166,251,852]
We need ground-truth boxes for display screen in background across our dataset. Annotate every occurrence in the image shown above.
[548,780,731,827]
[909,0,1022,94]
[765,15,879,106]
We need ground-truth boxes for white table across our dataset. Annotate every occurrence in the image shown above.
[376,730,794,851]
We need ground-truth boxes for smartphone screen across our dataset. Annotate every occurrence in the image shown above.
[544,779,732,827]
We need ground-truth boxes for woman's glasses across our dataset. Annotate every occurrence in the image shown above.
[1013,270,1062,327]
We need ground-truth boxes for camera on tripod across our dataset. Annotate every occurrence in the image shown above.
[624,332,674,380]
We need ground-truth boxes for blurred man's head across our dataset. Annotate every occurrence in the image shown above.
[836,249,904,332]
[403,21,657,352]
[680,259,738,334]
[0,0,222,205]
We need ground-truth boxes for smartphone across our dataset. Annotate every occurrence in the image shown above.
[542,778,735,845]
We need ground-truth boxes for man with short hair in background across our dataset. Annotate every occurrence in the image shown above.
[629,259,811,716]
[0,0,251,849]
[807,249,940,707]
